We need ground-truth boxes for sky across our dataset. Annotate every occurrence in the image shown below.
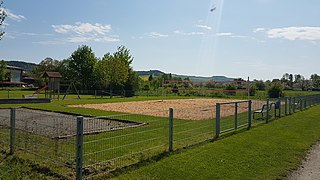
[1,0,320,80]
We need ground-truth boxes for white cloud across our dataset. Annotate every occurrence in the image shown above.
[253,28,265,33]
[3,9,26,22]
[196,24,212,30]
[267,27,320,41]
[52,22,111,35]
[147,32,168,38]
[52,22,119,43]
[33,40,65,45]
[216,32,233,36]
[174,30,204,36]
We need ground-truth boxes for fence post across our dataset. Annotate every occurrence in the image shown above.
[293,97,296,113]
[266,99,269,123]
[76,116,84,180]
[169,108,173,152]
[10,108,16,155]
[285,97,288,115]
[289,97,292,114]
[248,100,252,128]
[304,96,307,109]
[234,102,238,129]
[278,98,281,117]
[215,103,221,138]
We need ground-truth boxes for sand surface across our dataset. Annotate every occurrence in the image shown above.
[70,99,257,120]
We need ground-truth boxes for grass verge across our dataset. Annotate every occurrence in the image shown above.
[112,105,320,180]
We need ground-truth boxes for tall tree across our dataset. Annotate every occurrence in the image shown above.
[31,57,61,86]
[96,46,135,95]
[0,60,6,81]
[68,45,97,90]
[310,74,320,90]
[253,80,266,90]
[289,74,293,88]
[0,0,7,40]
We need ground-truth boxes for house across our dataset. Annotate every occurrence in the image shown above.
[0,65,26,86]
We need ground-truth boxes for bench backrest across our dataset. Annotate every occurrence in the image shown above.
[261,104,268,112]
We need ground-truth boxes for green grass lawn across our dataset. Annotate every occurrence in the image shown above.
[1,104,320,179]
[112,105,320,180]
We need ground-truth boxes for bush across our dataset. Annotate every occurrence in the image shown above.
[249,85,256,96]
[224,84,236,96]
[267,83,283,98]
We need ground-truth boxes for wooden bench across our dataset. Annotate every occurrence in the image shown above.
[253,104,272,120]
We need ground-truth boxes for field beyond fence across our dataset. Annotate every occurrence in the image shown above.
[1,94,320,179]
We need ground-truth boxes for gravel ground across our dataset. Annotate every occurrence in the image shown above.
[0,108,141,138]
[287,142,320,180]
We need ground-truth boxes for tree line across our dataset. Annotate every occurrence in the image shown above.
[31,45,139,97]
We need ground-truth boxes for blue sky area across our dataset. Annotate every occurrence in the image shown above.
[1,0,320,80]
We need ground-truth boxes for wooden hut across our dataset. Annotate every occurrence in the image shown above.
[42,72,62,98]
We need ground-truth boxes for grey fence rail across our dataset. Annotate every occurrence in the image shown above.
[0,94,320,179]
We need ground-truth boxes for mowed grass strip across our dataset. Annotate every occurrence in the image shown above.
[113,105,320,180]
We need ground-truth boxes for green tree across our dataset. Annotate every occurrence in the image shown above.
[0,60,7,81]
[267,82,283,98]
[148,74,153,82]
[68,45,97,90]
[289,74,293,88]
[249,84,256,96]
[124,69,140,97]
[31,57,61,86]
[96,46,134,96]
[99,53,129,89]
[310,74,320,90]
[224,84,236,96]
[0,1,7,40]
[253,80,266,90]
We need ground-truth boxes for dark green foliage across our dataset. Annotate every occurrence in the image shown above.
[254,80,266,90]
[249,84,256,96]
[267,82,283,98]
[311,74,320,91]
[172,84,178,93]
[95,45,137,96]
[123,70,140,97]
[148,75,153,82]
[224,84,236,96]
[0,60,6,81]
[68,45,97,90]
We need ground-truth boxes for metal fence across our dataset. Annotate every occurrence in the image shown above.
[1,94,320,179]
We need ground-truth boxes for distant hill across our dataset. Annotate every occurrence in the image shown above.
[136,70,234,82]
[5,61,37,72]
[136,70,165,77]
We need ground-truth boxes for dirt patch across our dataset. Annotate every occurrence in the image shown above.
[70,99,258,120]
[287,142,320,180]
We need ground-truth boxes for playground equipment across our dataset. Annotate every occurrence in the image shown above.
[62,81,81,100]
[42,72,62,99]
[31,84,48,98]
